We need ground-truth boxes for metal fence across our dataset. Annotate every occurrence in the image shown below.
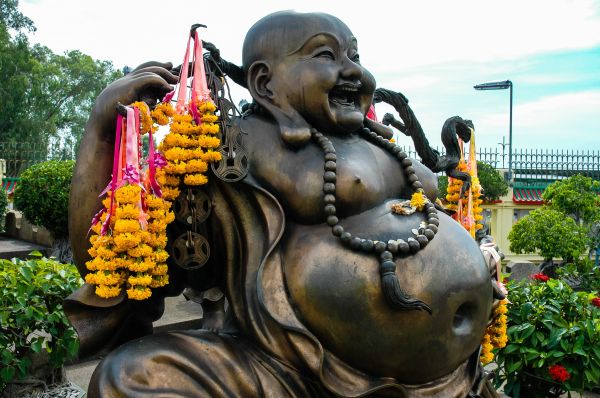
[0,142,50,177]
[400,146,600,182]
[0,140,76,177]
[1,139,600,182]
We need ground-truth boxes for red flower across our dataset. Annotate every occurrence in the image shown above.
[531,273,549,282]
[548,364,571,383]
[591,297,600,308]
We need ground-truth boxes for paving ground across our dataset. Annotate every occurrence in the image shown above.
[0,235,50,259]
[65,294,204,393]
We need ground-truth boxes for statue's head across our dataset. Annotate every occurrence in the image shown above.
[243,11,376,146]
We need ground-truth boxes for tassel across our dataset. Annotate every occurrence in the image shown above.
[380,260,432,314]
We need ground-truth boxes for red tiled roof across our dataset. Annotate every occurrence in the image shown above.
[513,188,544,204]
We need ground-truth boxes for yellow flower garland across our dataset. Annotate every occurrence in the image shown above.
[480,299,509,364]
[85,97,178,300]
[158,100,221,201]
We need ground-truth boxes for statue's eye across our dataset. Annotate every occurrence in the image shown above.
[315,50,335,60]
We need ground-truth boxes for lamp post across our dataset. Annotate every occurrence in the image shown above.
[474,80,513,182]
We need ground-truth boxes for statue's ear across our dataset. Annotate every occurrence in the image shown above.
[247,61,311,148]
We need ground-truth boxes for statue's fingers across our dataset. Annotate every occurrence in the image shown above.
[171,62,195,78]
[130,66,179,84]
[131,61,173,73]
[128,73,175,101]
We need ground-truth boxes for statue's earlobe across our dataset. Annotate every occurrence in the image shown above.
[247,61,311,148]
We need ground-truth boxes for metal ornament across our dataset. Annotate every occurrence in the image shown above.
[171,231,210,270]
[174,189,212,226]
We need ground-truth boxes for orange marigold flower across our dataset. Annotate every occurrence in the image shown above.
[114,219,141,234]
[116,204,140,219]
[184,173,209,186]
[127,286,152,300]
[185,159,208,173]
[128,273,153,286]
[162,186,181,201]
[410,191,427,211]
[96,284,121,298]
[113,232,142,252]
[150,274,169,288]
[115,185,142,204]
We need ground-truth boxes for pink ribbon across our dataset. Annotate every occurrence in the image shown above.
[147,128,163,197]
[191,30,211,103]
[99,114,124,235]
[176,36,192,114]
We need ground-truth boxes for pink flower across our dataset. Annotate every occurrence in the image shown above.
[548,364,571,383]
[531,273,549,282]
[591,297,600,308]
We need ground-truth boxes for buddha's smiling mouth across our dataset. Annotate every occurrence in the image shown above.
[329,83,361,108]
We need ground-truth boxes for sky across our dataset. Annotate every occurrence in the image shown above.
[19,0,600,153]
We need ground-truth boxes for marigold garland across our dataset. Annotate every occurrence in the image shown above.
[85,100,175,301]
[444,130,484,237]
[480,298,508,364]
[157,99,221,200]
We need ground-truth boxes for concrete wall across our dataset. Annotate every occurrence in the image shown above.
[3,210,54,247]
[482,192,543,263]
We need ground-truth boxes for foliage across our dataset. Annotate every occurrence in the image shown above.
[508,207,588,262]
[543,175,600,254]
[437,161,508,202]
[493,278,600,397]
[0,2,121,174]
[0,253,82,390]
[556,259,600,293]
[437,175,448,199]
[13,160,75,238]
[543,175,600,226]
[0,187,7,233]
[477,161,508,201]
[0,0,35,32]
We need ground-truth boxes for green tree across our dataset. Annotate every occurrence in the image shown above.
[0,0,35,32]
[477,161,509,201]
[0,1,121,174]
[542,175,600,226]
[543,174,600,257]
[508,207,588,262]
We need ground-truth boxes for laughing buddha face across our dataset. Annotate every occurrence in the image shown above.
[243,11,376,144]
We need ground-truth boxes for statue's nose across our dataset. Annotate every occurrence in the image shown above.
[340,56,362,81]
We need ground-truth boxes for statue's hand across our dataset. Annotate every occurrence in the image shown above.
[202,40,221,62]
[90,61,178,139]
[443,116,474,143]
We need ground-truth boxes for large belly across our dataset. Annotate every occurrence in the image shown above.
[282,200,492,384]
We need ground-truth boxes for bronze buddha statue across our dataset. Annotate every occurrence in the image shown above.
[67,11,499,397]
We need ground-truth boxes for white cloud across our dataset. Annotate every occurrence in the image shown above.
[19,0,600,70]
[481,90,600,128]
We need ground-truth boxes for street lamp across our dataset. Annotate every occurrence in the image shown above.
[474,80,513,182]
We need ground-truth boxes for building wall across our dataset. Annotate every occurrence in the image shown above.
[482,192,543,263]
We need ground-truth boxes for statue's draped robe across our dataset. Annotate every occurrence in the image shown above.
[65,177,483,398]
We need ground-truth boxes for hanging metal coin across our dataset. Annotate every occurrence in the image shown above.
[211,98,249,182]
[171,232,210,270]
[173,189,212,226]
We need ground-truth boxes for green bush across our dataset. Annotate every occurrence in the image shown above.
[0,253,82,390]
[0,187,7,233]
[508,207,588,262]
[13,160,75,238]
[494,278,600,397]
[477,161,508,202]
